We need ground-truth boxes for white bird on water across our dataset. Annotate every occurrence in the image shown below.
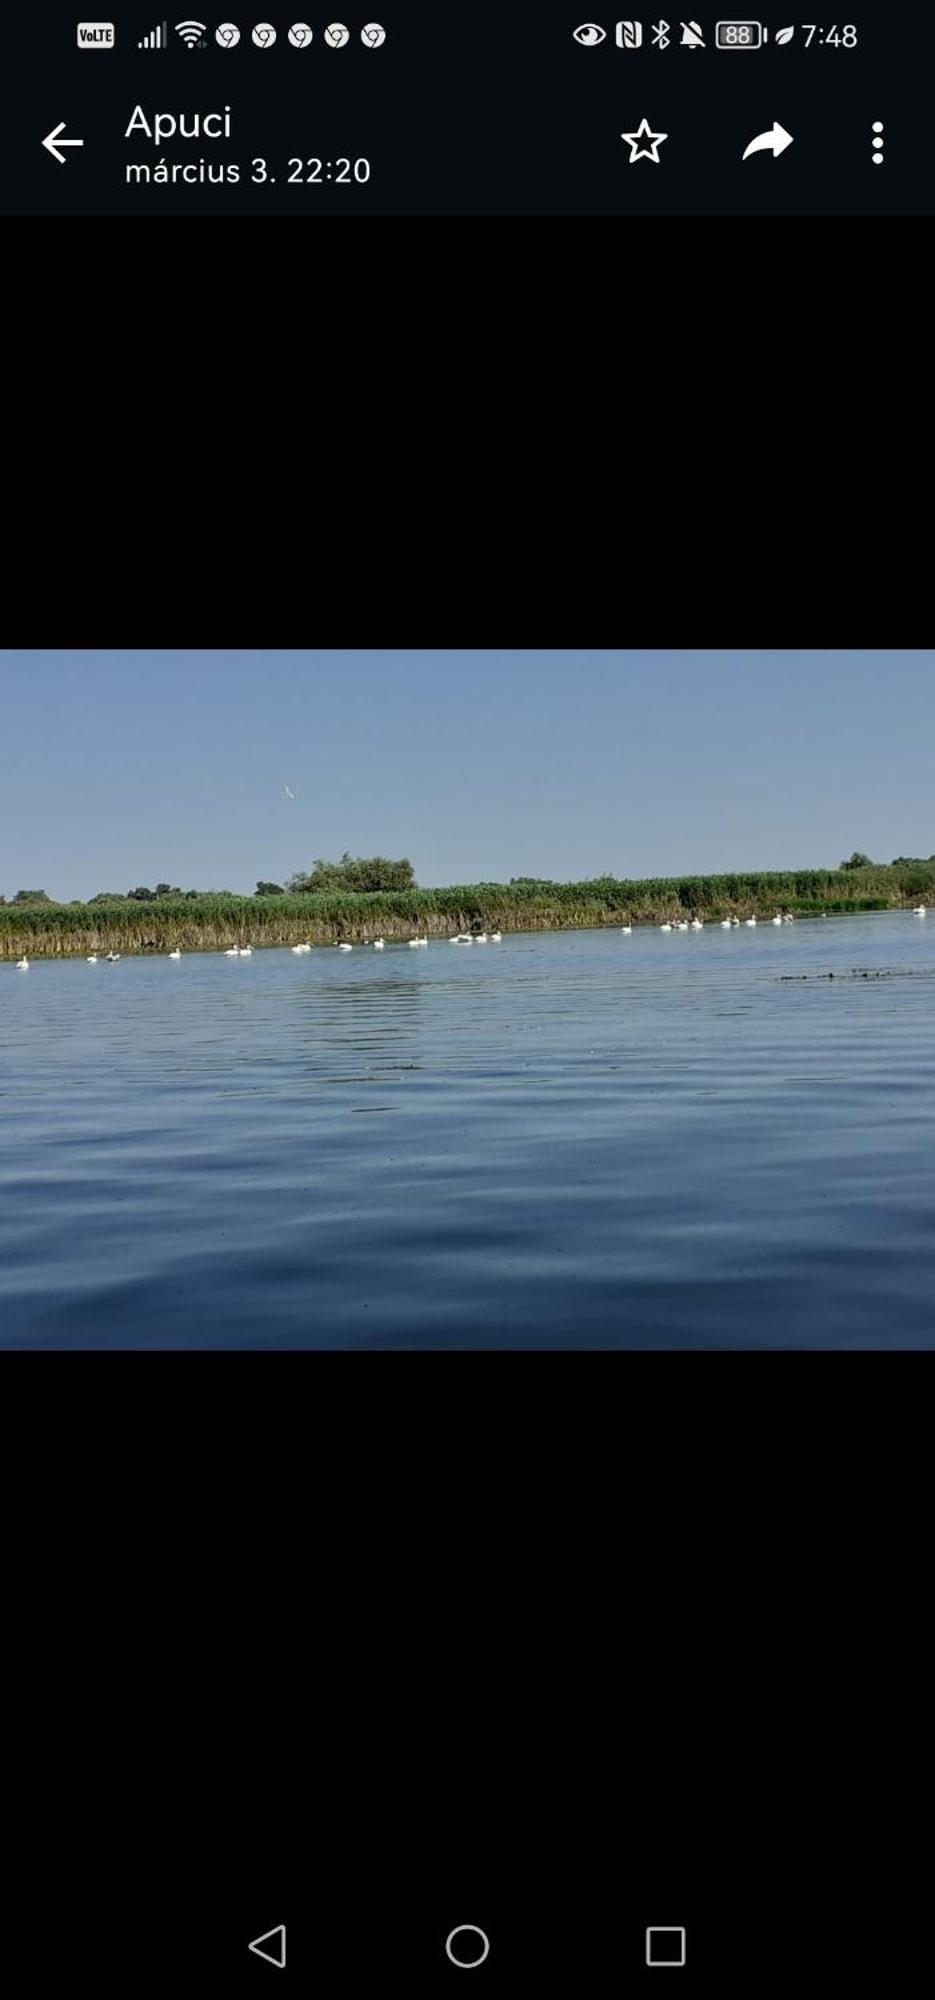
[87,953,99,963]
[677,921,689,931]
[720,920,732,929]
[224,946,239,956]
[772,915,783,926]
[745,917,757,927]
[451,934,472,944]
[238,946,253,956]
[169,948,182,959]
[105,952,121,961]
[374,939,385,949]
[337,943,353,952]
[691,918,703,930]
[16,955,29,969]
[660,923,672,933]
[475,933,489,944]
[783,913,794,924]
[291,944,305,954]
[409,937,428,949]
[914,906,927,917]
[490,931,502,942]
[621,925,632,936]
[731,917,740,927]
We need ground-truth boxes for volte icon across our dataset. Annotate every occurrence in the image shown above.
[77,22,115,46]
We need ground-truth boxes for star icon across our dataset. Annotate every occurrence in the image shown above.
[621,117,668,163]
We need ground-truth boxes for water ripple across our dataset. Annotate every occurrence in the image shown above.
[2,912,935,1345]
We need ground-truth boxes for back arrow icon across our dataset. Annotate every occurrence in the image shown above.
[248,1925,286,1969]
[742,122,793,161]
[42,122,85,165]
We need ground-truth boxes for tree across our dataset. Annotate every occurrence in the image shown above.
[153,883,182,899]
[255,881,285,897]
[127,886,156,901]
[290,853,416,893]
[840,852,873,871]
[12,889,51,904]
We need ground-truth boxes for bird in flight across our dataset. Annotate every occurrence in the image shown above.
[284,783,295,800]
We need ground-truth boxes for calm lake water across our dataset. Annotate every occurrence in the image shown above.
[2,913,934,1347]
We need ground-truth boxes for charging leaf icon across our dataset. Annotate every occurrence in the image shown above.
[775,25,795,43]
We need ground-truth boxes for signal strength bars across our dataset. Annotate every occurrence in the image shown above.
[139,20,168,45]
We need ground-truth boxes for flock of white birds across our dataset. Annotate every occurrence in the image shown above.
[10,910,929,969]
[13,933,505,966]
[656,913,797,933]
[650,907,928,937]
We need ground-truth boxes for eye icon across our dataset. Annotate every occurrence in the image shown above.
[573,21,607,43]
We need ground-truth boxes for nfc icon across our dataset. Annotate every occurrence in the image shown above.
[616,17,643,42]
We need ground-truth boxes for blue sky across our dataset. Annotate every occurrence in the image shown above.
[1,651,932,899]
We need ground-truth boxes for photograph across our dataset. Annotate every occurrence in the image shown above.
[3,646,933,1349]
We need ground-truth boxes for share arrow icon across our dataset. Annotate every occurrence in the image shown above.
[742,122,794,161]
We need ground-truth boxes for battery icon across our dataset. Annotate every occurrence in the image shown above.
[715,21,765,46]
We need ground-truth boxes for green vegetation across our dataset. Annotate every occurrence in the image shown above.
[288,853,416,894]
[88,885,206,903]
[840,851,874,870]
[2,860,934,957]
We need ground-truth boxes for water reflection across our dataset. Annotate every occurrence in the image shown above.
[2,913,935,1347]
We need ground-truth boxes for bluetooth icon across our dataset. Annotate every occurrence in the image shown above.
[651,18,670,44]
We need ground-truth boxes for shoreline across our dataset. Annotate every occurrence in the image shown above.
[1,900,926,960]
[3,866,932,960]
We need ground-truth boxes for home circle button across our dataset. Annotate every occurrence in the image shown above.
[445,1925,490,1968]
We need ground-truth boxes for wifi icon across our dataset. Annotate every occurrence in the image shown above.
[174,18,207,43]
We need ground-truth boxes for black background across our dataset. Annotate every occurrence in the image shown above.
[3,2,932,213]
[2,1363,929,1995]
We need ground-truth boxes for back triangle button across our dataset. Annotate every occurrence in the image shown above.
[248,1924,286,1968]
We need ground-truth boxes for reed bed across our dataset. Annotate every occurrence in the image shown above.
[2,866,933,958]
